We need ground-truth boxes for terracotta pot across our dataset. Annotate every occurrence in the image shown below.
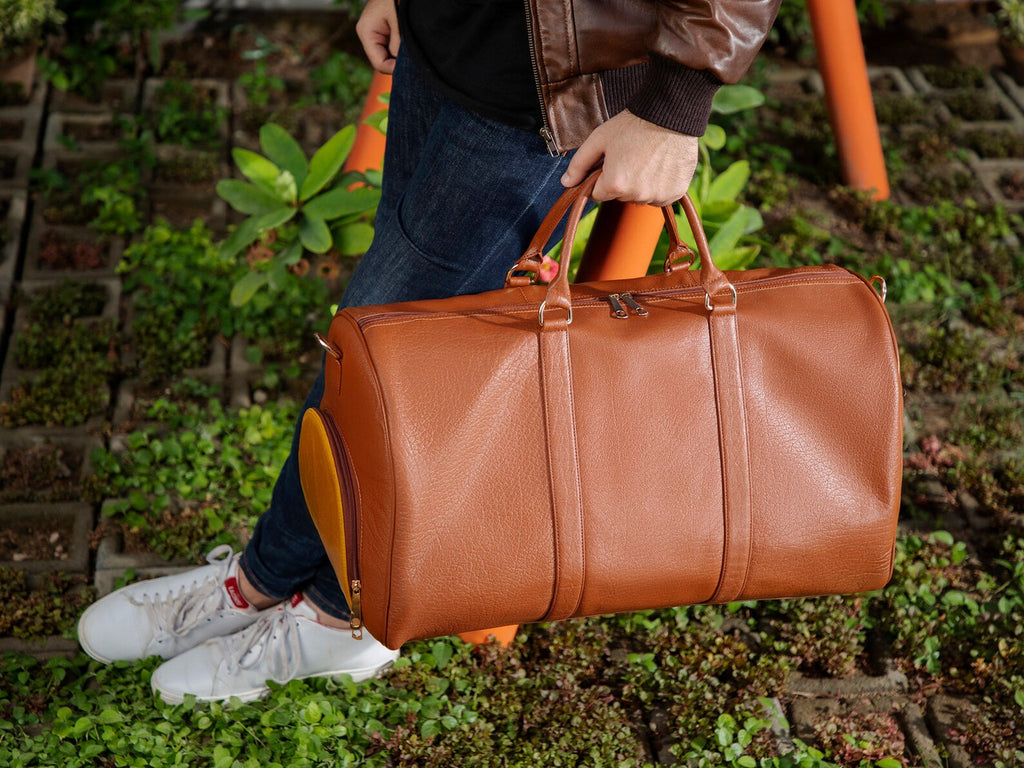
[0,43,38,100]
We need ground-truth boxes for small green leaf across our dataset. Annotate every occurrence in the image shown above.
[712,84,765,115]
[300,125,356,201]
[218,217,263,261]
[231,270,269,307]
[707,160,751,204]
[709,207,749,255]
[303,186,381,220]
[260,123,309,189]
[713,245,760,271]
[421,719,441,739]
[701,124,727,151]
[233,148,282,197]
[213,745,234,768]
[876,759,903,768]
[431,641,454,670]
[299,216,332,253]
[932,530,955,547]
[335,222,375,255]
[1014,688,1024,710]
[216,180,282,215]
[256,206,297,231]
[279,239,303,266]
[700,199,741,224]
[97,708,123,724]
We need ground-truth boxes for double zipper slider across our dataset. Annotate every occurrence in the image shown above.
[608,292,648,319]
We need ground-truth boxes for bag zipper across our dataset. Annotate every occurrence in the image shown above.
[523,0,559,156]
[313,407,364,640]
[353,270,861,329]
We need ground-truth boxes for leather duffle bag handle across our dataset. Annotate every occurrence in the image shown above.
[505,170,737,325]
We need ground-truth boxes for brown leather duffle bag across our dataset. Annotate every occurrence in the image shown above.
[299,173,903,650]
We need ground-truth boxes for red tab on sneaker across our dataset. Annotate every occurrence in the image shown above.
[290,593,304,608]
[224,577,250,610]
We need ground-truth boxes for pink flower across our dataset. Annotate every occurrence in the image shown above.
[539,255,560,282]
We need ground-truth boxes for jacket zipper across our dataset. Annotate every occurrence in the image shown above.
[523,0,559,156]
[354,271,860,330]
[314,407,364,640]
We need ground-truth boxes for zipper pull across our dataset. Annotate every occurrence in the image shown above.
[619,292,648,317]
[540,127,558,157]
[607,293,628,319]
[350,579,363,640]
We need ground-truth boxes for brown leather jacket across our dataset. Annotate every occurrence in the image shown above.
[526,0,781,152]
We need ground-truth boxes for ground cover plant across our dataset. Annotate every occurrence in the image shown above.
[88,397,300,561]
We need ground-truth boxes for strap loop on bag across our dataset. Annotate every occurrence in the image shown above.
[511,170,738,326]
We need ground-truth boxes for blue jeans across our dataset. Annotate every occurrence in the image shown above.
[240,51,576,619]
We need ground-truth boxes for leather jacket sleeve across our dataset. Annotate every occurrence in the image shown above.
[628,0,782,136]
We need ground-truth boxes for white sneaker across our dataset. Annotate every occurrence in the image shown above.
[151,594,400,704]
[78,545,272,663]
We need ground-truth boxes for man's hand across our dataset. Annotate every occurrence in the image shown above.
[357,0,400,74]
[560,110,699,206]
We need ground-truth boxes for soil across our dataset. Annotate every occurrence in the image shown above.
[0,444,84,504]
[64,120,124,143]
[0,517,74,562]
[0,119,24,141]
[0,156,15,180]
[998,169,1024,200]
[149,195,219,230]
[942,90,1007,121]
[153,154,218,185]
[37,232,111,271]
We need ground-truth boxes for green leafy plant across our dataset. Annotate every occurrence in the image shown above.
[311,50,374,124]
[238,59,285,111]
[142,74,228,149]
[118,221,232,384]
[217,123,379,305]
[89,398,301,559]
[0,0,64,56]
[999,0,1024,47]
[39,0,203,97]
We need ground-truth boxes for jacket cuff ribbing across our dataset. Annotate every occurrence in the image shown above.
[626,54,722,137]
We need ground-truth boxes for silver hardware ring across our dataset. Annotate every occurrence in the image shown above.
[314,332,341,360]
[538,301,573,327]
[869,275,888,303]
[704,284,738,311]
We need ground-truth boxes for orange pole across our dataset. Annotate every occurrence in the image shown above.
[343,71,392,175]
[806,0,889,200]
[457,625,519,647]
[575,202,664,281]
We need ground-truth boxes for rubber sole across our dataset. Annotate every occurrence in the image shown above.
[153,659,398,705]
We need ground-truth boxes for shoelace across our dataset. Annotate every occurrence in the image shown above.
[129,545,237,642]
[219,606,300,684]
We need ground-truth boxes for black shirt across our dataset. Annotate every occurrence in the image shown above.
[398,0,543,130]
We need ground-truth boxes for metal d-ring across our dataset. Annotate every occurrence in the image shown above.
[869,275,888,303]
[704,284,738,311]
[538,300,573,327]
[314,332,341,360]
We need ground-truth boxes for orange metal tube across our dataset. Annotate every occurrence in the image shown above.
[806,0,890,200]
[575,201,665,281]
[342,71,392,175]
[457,625,519,647]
